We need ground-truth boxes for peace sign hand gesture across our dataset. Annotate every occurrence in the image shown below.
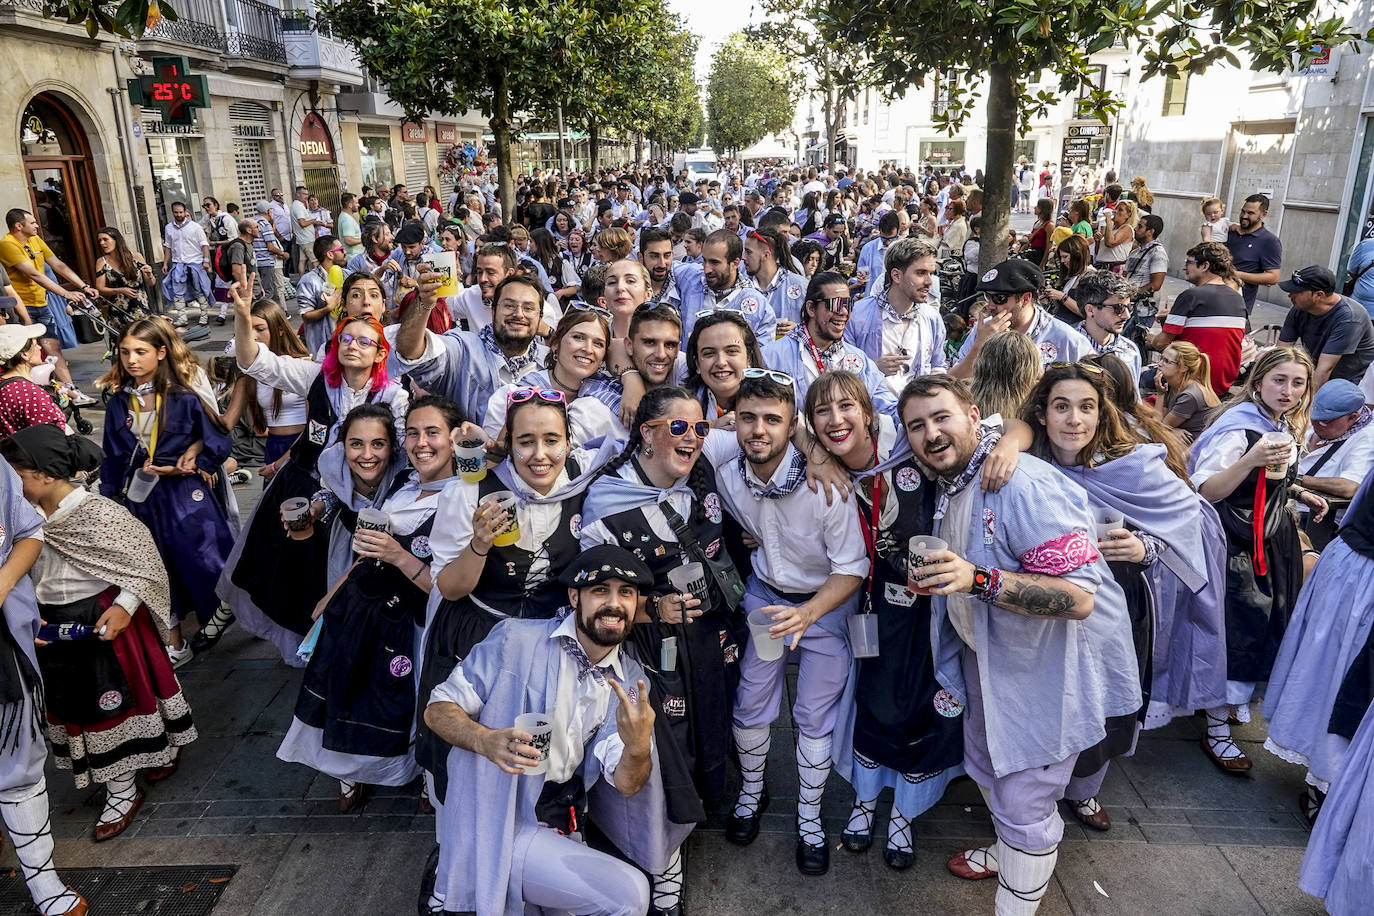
[610,678,653,757]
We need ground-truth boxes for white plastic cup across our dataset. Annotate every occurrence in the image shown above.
[848,613,880,659]
[454,441,487,483]
[421,250,459,297]
[660,636,678,672]
[281,497,313,538]
[485,490,520,547]
[356,507,391,535]
[907,536,949,596]
[126,467,158,503]
[667,561,709,607]
[1095,509,1125,542]
[747,608,785,661]
[514,712,553,775]
[1261,430,1294,480]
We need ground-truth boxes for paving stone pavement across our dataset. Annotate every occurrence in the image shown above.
[0,293,1324,914]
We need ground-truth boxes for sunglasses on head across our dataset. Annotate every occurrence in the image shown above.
[645,418,711,438]
[338,332,379,349]
[568,300,613,322]
[508,388,567,406]
[742,367,796,386]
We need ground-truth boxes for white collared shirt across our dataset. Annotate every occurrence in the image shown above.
[700,433,868,593]
[163,219,208,264]
[430,612,625,784]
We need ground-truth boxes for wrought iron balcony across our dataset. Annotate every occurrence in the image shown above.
[143,0,227,53]
[281,10,361,85]
[225,0,286,64]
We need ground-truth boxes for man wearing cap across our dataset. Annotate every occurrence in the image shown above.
[1073,271,1143,379]
[424,544,685,916]
[1279,266,1374,391]
[697,371,868,877]
[672,229,778,347]
[950,259,1094,379]
[1296,379,1374,535]
[0,322,66,438]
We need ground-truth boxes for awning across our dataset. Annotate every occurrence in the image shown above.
[739,137,795,161]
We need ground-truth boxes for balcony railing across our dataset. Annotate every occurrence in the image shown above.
[144,0,227,53]
[225,0,286,64]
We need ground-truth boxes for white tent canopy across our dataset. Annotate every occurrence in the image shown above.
[739,137,795,162]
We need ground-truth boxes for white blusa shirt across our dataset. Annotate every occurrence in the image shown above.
[429,612,625,785]
[163,219,208,265]
[1190,428,1297,489]
[32,489,140,613]
[700,432,868,594]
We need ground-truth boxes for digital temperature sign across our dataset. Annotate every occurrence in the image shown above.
[127,56,210,126]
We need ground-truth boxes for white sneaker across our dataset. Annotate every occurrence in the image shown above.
[198,313,209,326]
[173,313,188,328]
[167,643,193,669]
[68,389,97,407]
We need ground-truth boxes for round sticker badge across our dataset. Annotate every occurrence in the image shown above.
[933,689,964,718]
[98,690,123,712]
[703,493,723,524]
[787,284,802,300]
[895,467,920,492]
[840,352,864,372]
[569,513,582,537]
[190,489,205,502]
[1039,341,1058,362]
[410,535,432,559]
[741,296,760,315]
[389,656,413,677]
[981,268,998,283]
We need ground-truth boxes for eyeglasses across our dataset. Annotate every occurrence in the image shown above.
[816,296,851,314]
[508,388,567,405]
[1092,302,1131,315]
[338,333,379,349]
[982,292,1016,305]
[645,418,711,438]
[568,300,613,322]
[742,368,796,386]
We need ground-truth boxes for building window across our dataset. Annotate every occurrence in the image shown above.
[146,137,200,228]
[1074,65,1108,118]
[1161,72,1189,117]
[359,134,395,187]
[932,71,960,119]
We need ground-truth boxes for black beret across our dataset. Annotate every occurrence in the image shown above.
[975,258,1043,294]
[558,544,654,589]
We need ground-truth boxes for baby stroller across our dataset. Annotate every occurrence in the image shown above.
[1,295,94,434]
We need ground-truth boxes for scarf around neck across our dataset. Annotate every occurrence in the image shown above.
[934,428,1002,520]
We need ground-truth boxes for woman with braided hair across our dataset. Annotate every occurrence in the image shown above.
[579,386,746,916]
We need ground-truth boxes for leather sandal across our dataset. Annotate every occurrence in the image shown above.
[1068,796,1112,831]
[144,756,180,783]
[1200,734,1252,773]
[339,781,370,813]
[93,788,144,842]
[947,845,999,880]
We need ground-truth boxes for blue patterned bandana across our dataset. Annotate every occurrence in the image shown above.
[738,447,807,500]
[557,633,611,685]
[933,428,1002,520]
[479,323,537,377]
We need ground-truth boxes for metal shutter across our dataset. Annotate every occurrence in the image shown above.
[403,143,429,194]
[233,138,267,208]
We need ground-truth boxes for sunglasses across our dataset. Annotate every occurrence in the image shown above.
[983,292,1014,305]
[508,388,567,405]
[328,246,345,255]
[742,367,796,386]
[1094,302,1131,315]
[338,333,379,349]
[816,296,851,314]
[645,418,711,438]
[568,300,613,322]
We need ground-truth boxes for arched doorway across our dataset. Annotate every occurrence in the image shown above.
[19,93,105,283]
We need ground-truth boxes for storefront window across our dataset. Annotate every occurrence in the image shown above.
[919,140,966,170]
[146,138,200,228]
[360,134,395,188]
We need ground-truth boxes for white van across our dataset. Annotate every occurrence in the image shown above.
[673,149,718,184]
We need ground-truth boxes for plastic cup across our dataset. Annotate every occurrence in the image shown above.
[281,497,313,539]
[126,467,158,503]
[907,536,948,596]
[747,607,785,661]
[356,507,391,535]
[667,561,708,607]
[1262,430,1294,480]
[485,490,521,547]
[455,440,487,483]
[422,250,459,297]
[1095,509,1125,542]
[660,636,678,672]
[513,712,553,775]
[848,612,880,658]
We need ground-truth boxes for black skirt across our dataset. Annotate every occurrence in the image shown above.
[232,462,329,635]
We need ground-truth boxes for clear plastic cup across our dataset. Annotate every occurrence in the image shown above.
[281,497,313,539]
[907,536,948,596]
[455,440,487,483]
[356,507,391,534]
[126,467,158,503]
[485,491,521,547]
[667,561,708,607]
[848,612,879,658]
[513,712,553,775]
[1095,509,1125,542]
[1262,430,1294,480]
[747,607,785,661]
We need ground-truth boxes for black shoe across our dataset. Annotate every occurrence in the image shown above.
[189,607,235,654]
[841,829,873,852]
[649,905,683,916]
[796,837,830,876]
[215,315,226,326]
[725,788,768,846]
[883,846,916,870]
[417,844,440,915]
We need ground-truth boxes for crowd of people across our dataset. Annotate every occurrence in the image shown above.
[0,153,1370,916]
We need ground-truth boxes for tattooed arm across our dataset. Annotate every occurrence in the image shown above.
[913,559,1094,620]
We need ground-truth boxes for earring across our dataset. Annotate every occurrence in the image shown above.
[641,442,654,459]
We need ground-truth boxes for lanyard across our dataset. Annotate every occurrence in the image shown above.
[800,324,828,376]
[130,393,161,461]
[856,440,882,609]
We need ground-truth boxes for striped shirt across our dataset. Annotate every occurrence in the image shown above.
[1162,282,1247,396]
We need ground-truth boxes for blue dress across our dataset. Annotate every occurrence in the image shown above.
[99,388,234,625]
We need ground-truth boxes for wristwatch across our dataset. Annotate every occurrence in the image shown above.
[969,566,994,598]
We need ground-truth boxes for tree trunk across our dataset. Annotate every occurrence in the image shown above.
[822,88,835,168]
[635,134,645,166]
[981,60,1017,272]
[589,122,600,174]
[491,66,516,223]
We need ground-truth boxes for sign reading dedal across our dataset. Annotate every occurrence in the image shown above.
[299,112,335,162]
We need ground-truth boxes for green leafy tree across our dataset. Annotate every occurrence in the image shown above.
[706,31,801,155]
[40,0,177,39]
[323,0,669,217]
[819,0,1370,270]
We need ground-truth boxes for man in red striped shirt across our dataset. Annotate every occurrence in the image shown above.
[1148,242,1248,396]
